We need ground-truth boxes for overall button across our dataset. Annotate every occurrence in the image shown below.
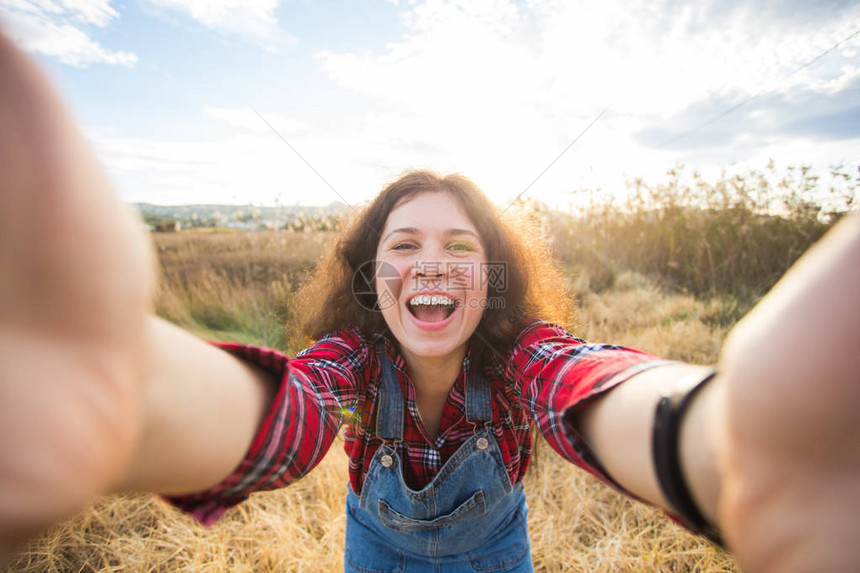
[381,454,393,467]
[476,437,489,450]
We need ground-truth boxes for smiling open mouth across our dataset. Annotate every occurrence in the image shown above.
[408,294,456,322]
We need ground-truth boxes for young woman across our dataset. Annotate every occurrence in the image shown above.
[164,171,678,571]
[1,31,859,572]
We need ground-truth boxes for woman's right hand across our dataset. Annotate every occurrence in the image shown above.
[0,31,155,552]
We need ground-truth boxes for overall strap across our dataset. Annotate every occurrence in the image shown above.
[465,365,493,424]
[374,340,404,441]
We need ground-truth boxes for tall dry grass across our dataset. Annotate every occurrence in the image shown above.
[544,163,857,300]
[152,230,333,352]
[6,229,744,572]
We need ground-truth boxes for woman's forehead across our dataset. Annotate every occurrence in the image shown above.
[383,191,477,232]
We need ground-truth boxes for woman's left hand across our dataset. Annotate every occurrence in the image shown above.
[717,214,860,573]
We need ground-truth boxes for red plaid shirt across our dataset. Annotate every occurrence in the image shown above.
[167,320,666,525]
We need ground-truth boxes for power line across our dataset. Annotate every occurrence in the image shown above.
[658,27,860,149]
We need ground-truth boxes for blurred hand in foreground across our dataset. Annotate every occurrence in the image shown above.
[718,212,860,573]
[0,31,154,553]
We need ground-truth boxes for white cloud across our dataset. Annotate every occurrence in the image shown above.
[312,0,860,204]
[59,0,118,27]
[142,0,293,52]
[87,125,381,207]
[5,0,118,26]
[322,0,860,117]
[0,0,135,67]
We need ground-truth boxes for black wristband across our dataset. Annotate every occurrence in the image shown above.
[652,370,723,546]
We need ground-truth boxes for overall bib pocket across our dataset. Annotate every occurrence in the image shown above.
[378,490,486,532]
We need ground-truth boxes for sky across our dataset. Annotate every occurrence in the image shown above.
[1,0,859,209]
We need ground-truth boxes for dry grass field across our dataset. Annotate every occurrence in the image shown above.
[5,227,748,572]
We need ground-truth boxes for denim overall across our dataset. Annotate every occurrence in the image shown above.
[344,343,533,572]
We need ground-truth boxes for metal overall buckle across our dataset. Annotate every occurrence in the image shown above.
[470,421,491,451]
[379,439,401,468]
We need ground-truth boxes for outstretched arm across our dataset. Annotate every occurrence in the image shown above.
[577,213,860,572]
[117,317,276,495]
[575,363,722,523]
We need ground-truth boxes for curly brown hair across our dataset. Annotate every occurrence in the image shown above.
[296,169,574,365]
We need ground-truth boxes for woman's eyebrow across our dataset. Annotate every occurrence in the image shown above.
[446,228,480,239]
[382,227,419,243]
[382,227,480,243]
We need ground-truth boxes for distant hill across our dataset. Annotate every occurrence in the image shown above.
[134,202,350,231]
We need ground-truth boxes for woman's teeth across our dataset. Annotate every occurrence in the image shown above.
[409,294,453,307]
[407,294,456,321]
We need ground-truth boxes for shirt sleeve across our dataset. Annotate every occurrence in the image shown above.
[506,320,673,493]
[163,328,368,525]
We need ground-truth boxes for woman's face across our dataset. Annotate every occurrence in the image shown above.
[375,191,488,363]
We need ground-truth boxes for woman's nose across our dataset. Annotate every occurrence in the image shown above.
[411,260,445,278]
[411,257,448,291]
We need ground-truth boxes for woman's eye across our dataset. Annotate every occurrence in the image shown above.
[391,243,416,251]
[449,243,473,252]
